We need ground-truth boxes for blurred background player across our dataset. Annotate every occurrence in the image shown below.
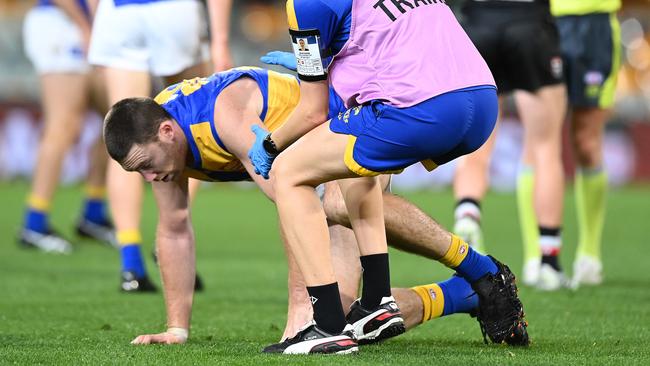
[551,0,622,287]
[452,0,568,290]
[20,0,114,254]
[88,0,233,291]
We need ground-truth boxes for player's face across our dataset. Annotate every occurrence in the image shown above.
[122,140,186,183]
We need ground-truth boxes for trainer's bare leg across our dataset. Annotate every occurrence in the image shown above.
[282,222,361,340]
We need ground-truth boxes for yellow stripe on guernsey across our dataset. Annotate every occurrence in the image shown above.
[411,283,445,323]
[189,122,245,174]
[550,0,621,17]
[439,234,470,269]
[187,70,300,178]
[286,0,299,29]
[265,70,301,132]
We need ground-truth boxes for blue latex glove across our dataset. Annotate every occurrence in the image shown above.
[248,125,276,179]
[260,51,297,71]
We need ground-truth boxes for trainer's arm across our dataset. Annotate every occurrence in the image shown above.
[267,80,330,150]
[131,177,195,345]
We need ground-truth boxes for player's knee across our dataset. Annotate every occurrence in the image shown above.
[323,188,348,225]
[43,122,81,149]
[574,134,601,167]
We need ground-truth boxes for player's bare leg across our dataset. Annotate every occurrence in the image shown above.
[515,84,567,290]
[570,107,610,287]
[74,70,116,246]
[103,67,154,290]
[20,73,89,253]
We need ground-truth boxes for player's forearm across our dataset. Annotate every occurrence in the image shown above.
[270,80,330,150]
[156,225,196,331]
[52,0,92,33]
[207,0,232,46]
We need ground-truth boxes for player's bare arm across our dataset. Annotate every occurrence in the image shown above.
[212,77,276,199]
[268,80,330,150]
[132,176,195,345]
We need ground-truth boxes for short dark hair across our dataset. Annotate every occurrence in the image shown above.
[103,97,172,163]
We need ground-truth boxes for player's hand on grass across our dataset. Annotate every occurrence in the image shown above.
[248,125,277,179]
[131,328,188,345]
[260,51,297,71]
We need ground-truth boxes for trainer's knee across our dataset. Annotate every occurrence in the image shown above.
[270,153,294,192]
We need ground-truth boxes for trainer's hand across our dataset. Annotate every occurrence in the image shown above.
[260,51,297,71]
[131,330,187,345]
[248,125,276,180]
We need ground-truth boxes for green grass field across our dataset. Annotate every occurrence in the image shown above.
[1,182,649,365]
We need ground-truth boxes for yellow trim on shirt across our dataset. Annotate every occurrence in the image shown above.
[189,122,245,172]
[344,136,403,177]
[286,0,299,30]
[265,70,301,132]
[420,159,438,172]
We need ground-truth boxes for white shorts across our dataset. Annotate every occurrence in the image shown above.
[23,6,90,75]
[88,0,209,76]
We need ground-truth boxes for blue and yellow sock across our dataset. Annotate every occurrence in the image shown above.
[117,230,145,278]
[411,275,478,323]
[24,195,50,233]
[82,186,108,224]
[439,235,498,282]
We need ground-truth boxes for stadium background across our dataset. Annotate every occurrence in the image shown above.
[0,0,649,364]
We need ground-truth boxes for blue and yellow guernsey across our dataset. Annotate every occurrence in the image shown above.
[154,67,345,182]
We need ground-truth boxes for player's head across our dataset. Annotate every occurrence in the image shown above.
[103,97,187,183]
[298,38,306,49]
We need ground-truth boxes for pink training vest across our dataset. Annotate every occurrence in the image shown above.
[328,0,495,109]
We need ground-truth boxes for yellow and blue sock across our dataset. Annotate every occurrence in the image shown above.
[575,168,607,259]
[82,186,108,224]
[412,275,478,323]
[439,234,497,283]
[117,230,146,278]
[24,195,50,233]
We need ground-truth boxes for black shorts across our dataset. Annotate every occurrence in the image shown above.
[556,13,621,108]
[461,6,564,95]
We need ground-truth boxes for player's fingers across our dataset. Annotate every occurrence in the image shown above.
[149,334,170,344]
[131,335,151,345]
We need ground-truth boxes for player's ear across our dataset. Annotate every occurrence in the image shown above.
[158,120,174,142]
